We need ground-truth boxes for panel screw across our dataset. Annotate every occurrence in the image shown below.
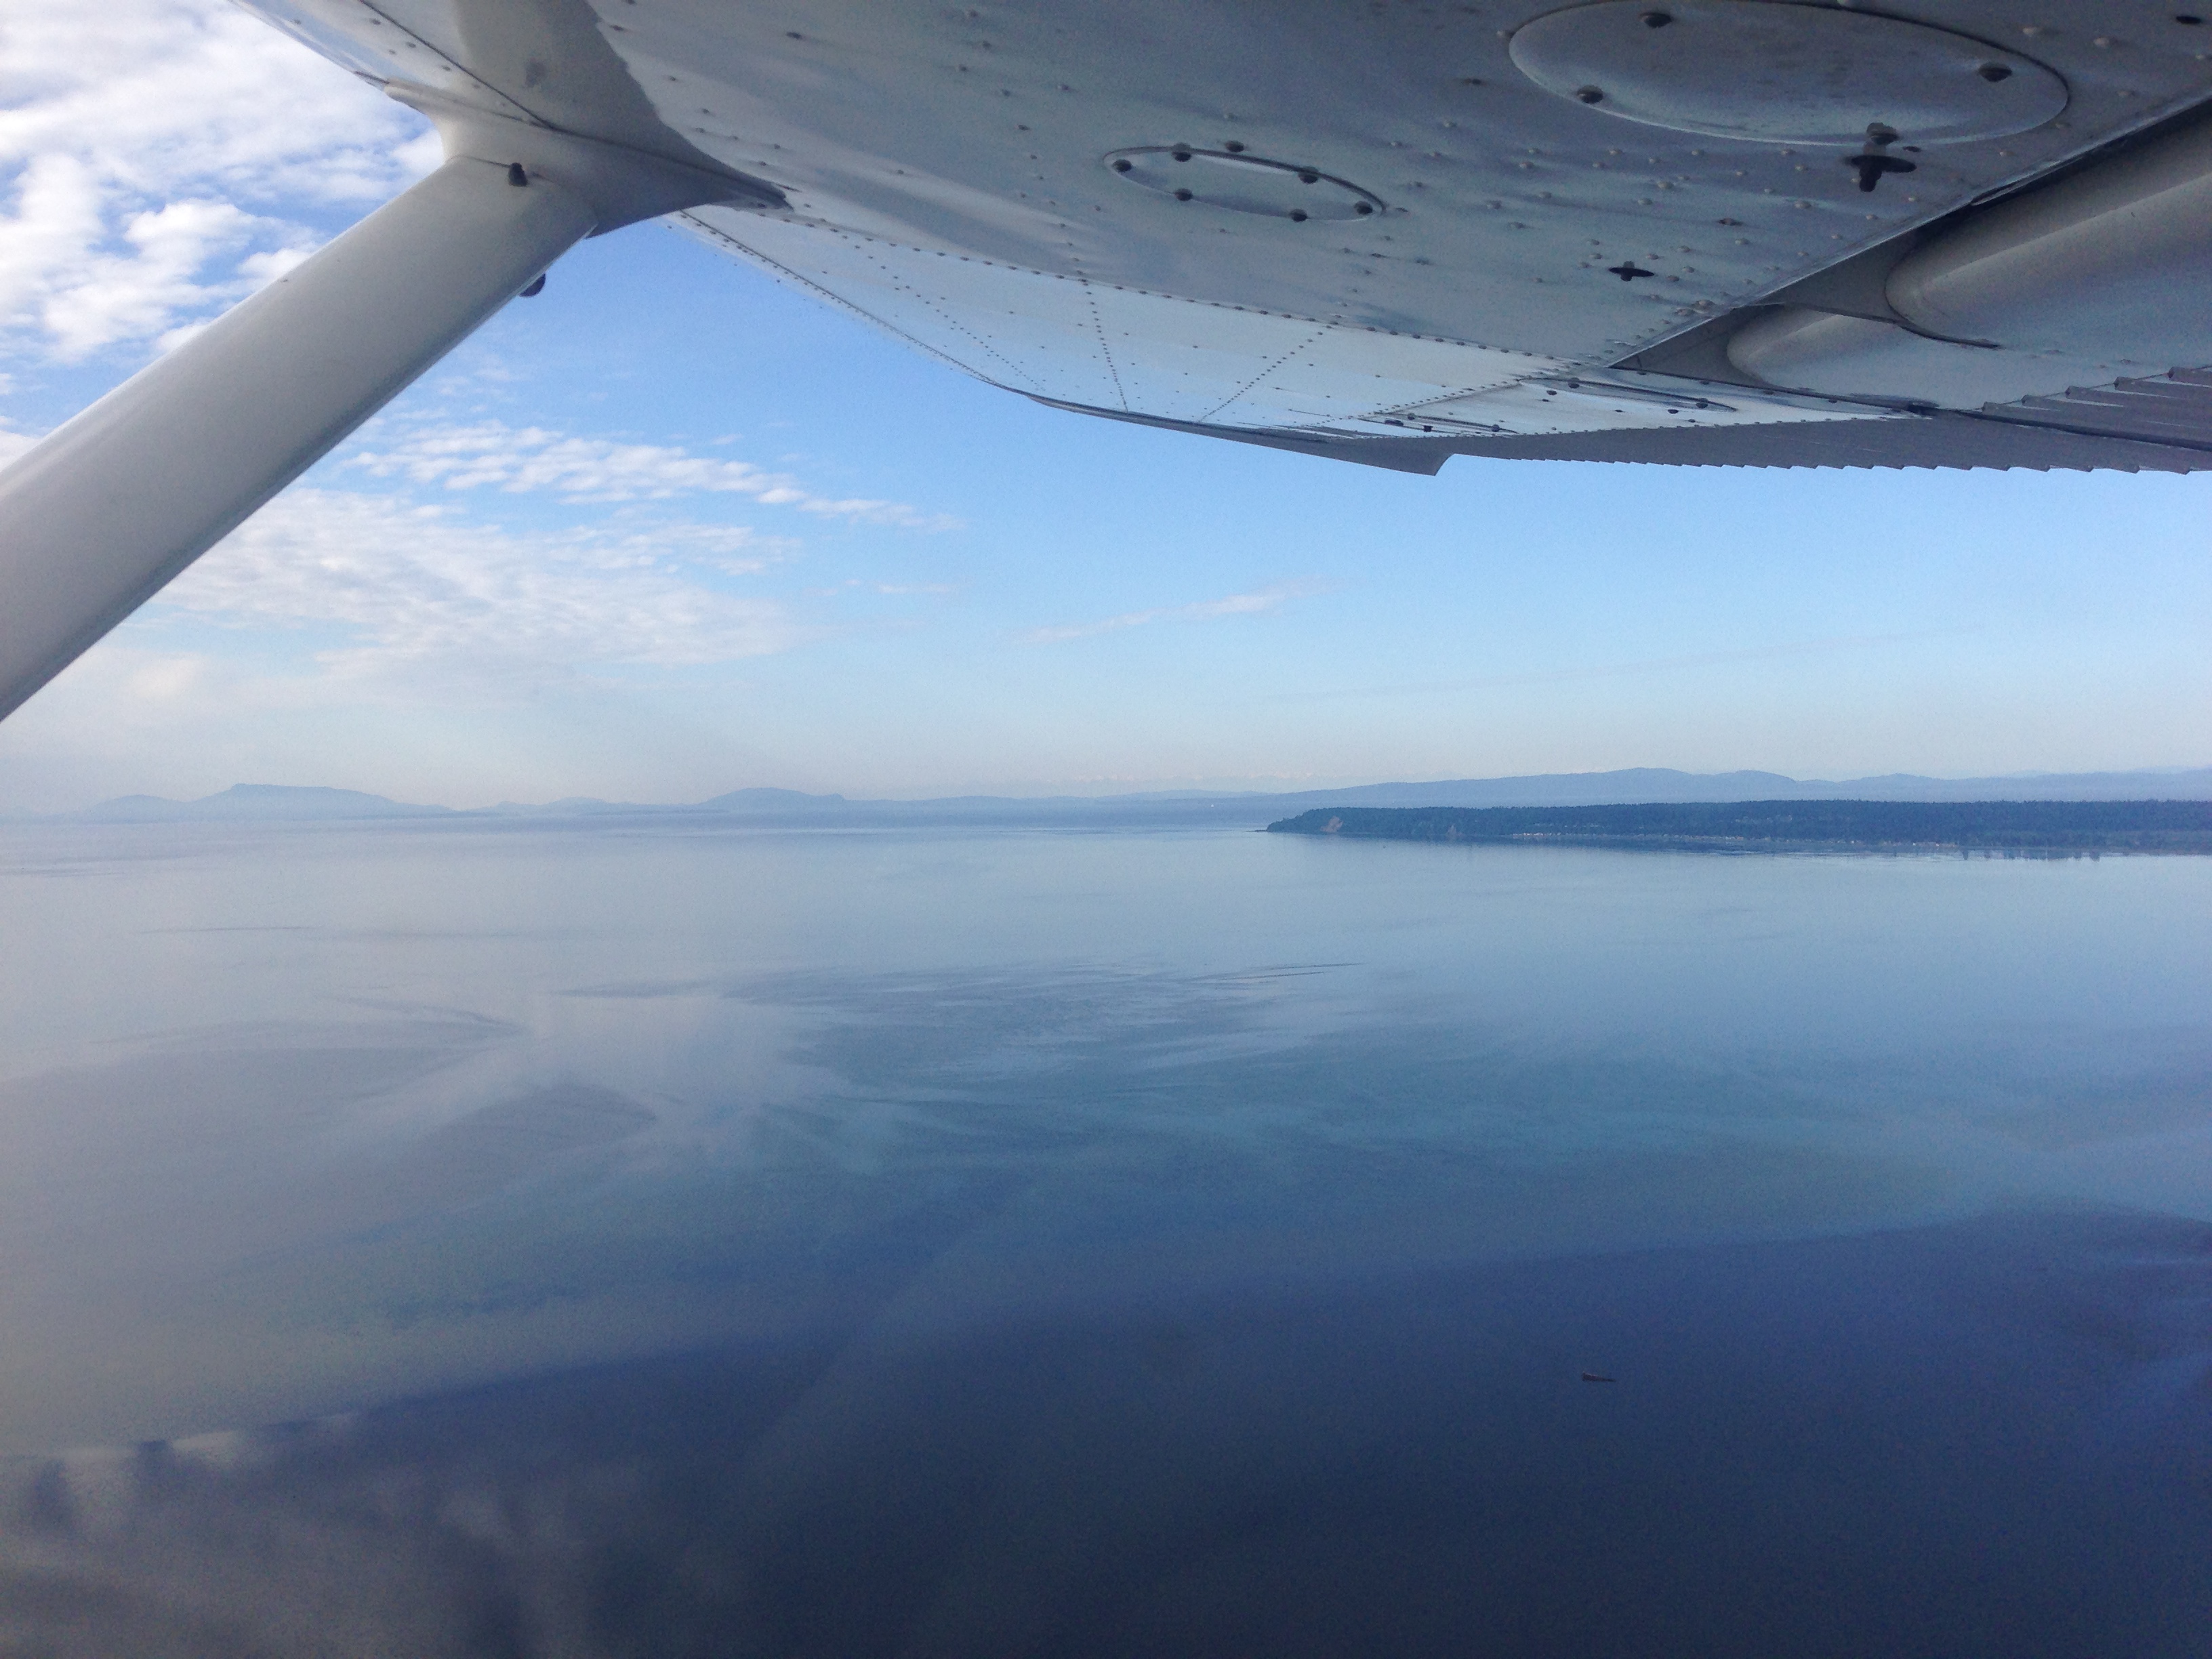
[1290,209,1309,221]
[1171,148,1192,161]
[1298,170,1319,183]
[1112,158,1132,171]
[1174,188,1193,201]
[1978,62,2013,81]
[1354,201,1374,215]
[1225,140,1246,152]
[1576,85,1605,104]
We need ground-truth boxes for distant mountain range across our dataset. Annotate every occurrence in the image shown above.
[36,766,2212,827]
[71,784,458,822]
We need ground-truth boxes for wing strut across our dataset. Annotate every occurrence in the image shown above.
[0,90,776,722]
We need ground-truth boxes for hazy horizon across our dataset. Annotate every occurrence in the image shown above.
[18,758,2212,819]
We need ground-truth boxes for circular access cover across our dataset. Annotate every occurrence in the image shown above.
[1105,148,1382,221]
[1509,1,2066,145]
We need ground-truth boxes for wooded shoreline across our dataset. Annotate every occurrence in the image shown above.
[1265,800,2212,855]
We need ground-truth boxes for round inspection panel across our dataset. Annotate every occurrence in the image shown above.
[1105,147,1383,221]
[1509,1,2067,145]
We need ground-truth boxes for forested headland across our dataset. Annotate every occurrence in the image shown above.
[1264,800,2212,855]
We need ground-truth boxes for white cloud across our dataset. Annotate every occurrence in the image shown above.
[37,194,285,359]
[1024,580,1330,644]
[342,419,961,527]
[146,489,806,687]
[0,0,428,359]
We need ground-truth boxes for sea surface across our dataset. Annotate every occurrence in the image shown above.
[0,818,2207,1656]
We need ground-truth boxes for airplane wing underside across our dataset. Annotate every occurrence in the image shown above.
[680,206,1895,474]
[9,0,2212,716]
[682,206,2212,474]
[243,0,2212,474]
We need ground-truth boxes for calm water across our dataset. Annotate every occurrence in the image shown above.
[1,819,2208,1656]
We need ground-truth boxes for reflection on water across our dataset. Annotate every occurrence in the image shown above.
[0,821,2207,1654]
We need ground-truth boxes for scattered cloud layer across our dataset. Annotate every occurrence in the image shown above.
[0,0,431,360]
[343,419,960,527]
[150,489,804,687]
[0,3,964,741]
[1024,579,1328,644]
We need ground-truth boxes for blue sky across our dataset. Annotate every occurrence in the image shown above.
[2,1,2207,811]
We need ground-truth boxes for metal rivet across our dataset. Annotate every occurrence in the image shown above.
[1174,187,1193,200]
[1576,85,1604,104]
[1112,158,1132,171]
[1225,140,1246,152]
[1290,209,1308,221]
[1298,169,1319,183]
[1354,201,1374,215]
[1172,148,1192,161]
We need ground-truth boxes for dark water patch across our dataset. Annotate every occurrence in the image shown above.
[2,1208,2205,1657]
